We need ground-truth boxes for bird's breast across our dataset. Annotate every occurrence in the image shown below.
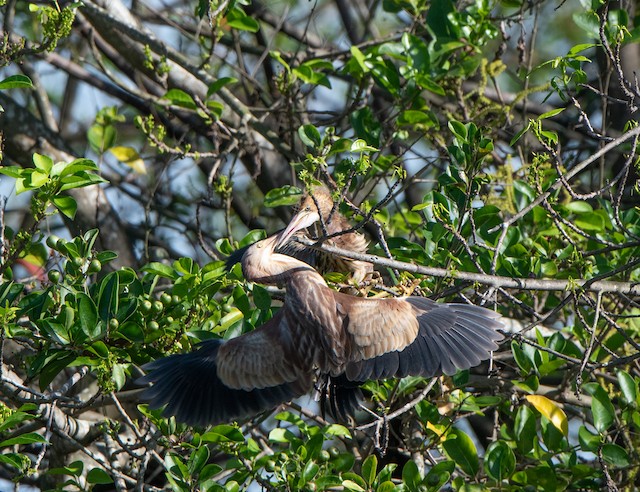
[286,274,350,372]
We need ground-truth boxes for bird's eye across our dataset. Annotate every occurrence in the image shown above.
[305,206,311,211]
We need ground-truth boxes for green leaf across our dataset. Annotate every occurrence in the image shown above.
[511,341,532,372]
[351,107,381,147]
[77,293,100,340]
[164,88,197,109]
[269,51,290,72]
[0,410,36,433]
[264,185,302,207]
[578,425,600,452]
[538,107,566,119]
[448,120,467,141]
[0,432,48,447]
[39,352,77,390]
[142,262,178,279]
[484,441,515,481]
[414,73,445,95]
[324,424,352,438]
[207,77,238,96]
[584,383,615,433]
[361,454,377,486]
[30,170,49,189]
[226,8,260,32]
[350,45,368,73]
[342,480,365,492]
[302,461,319,483]
[51,195,78,219]
[200,425,245,443]
[298,124,322,148]
[510,121,532,146]
[88,123,117,153]
[564,201,593,214]
[441,428,479,476]
[0,166,23,179]
[401,460,421,490]
[0,453,30,472]
[268,427,296,443]
[87,468,113,484]
[116,321,144,343]
[238,229,267,248]
[252,285,271,310]
[189,446,210,475]
[33,153,53,173]
[350,139,378,153]
[617,370,637,405]
[514,405,536,455]
[397,109,437,129]
[51,158,100,177]
[97,272,120,323]
[48,460,84,476]
[0,74,34,90]
[293,64,332,88]
[574,212,605,232]
[424,461,454,489]
[59,172,107,191]
[602,443,630,468]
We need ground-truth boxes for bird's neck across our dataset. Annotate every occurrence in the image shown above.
[244,252,325,286]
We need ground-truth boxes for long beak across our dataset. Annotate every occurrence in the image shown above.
[276,210,320,248]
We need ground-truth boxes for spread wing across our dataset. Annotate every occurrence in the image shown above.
[333,292,420,361]
[137,310,313,426]
[216,309,309,390]
[343,298,504,381]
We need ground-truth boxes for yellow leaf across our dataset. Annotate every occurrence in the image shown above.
[21,253,46,267]
[109,146,146,174]
[525,395,568,436]
[425,421,446,438]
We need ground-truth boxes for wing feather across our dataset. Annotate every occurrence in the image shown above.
[333,292,419,361]
[216,309,305,390]
[138,309,313,426]
[138,338,311,426]
[342,298,504,381]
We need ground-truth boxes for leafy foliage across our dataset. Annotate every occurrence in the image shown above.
[1,0,640,490]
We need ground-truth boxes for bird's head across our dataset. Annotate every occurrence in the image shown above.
[276,186,335,248]
[276,205,320,248]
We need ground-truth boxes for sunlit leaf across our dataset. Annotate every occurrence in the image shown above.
[109,146,147,174]
[0,74,33,90]
[525,395,568,436]
[264,185,302,207]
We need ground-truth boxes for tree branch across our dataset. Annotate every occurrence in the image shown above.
[295,236,640,294]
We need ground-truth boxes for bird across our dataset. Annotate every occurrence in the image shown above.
[226,186,373,283]
[294,186,373,283]
[137,214,504,427]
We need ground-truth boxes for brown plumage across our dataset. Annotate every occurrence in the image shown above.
[293,186,373,283]
[225,186,373,282]
[138,220,504,426]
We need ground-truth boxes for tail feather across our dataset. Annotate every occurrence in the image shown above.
[319,374,364,422]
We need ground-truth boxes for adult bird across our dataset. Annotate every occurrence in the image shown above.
[138,219,504,426]
[226,186,373,283]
